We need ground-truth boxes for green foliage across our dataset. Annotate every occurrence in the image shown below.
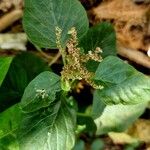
[0,0,150,149]
[23,0,89,48]
[0,57,13,86]
[0,104,21,149]
[19,99,76,150]
[80,22,117,72]
[94,56,150,105]
[0,52,50,112]
[92,91,106,119]
[0,104,22,139]
[93,100,147,135]
[77,113,96,132]
[95,56,136,84]
[0,135,19,150]
[73,140,85,150]
[19,72,76,150]
[92,56,150,134]
[80,22,116,57]
[20,71,61,113]
[91,139,104,150]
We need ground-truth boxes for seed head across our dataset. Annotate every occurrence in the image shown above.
[61,27,103,89]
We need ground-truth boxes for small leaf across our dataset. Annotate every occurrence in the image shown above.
[0,52,50,112]
[94,102,147,135]
[0,57,13,86]
[80,22,116,57]
[23,0,89,48]
[20,71,61,113]
[73,140,85,150]
[77,113,96,132]
[94,56,150,105]
[19,95,76,150]
[91,139,104,150]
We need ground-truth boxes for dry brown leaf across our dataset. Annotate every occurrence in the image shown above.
[108,132,139,145]
[127,119,150,143]
[89,0,150,51]
[89,0,150,68]
[0,0,23,12]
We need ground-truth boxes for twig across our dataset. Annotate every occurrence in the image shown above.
[34,45,52,59]
[0,9,23,32]
[118,45,150,69]
[48,52,61,66]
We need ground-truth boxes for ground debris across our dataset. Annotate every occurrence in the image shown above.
[88,0,150,68]
[0,0,23,12]
[0,33,27,50]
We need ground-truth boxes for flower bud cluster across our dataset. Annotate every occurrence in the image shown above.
[56,27,103,89]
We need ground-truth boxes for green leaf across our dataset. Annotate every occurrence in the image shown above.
[73,140,85,150]
[0,57,13,86]
[0,104,23,149]
[79,22,116,57]
[94,56,150,105]
[0,104,22,139]
[92,91,106,119]
[0,135,19,150]
[23,0,89,49]
[20,71,61,113]
[19,96,76,150]
[95,56,136,85]
[77,113,96,132]
[0,52,50,112]
[19,72,76,149]
[91,139,104,150]
[93,102,147,135]
[0,104,21,149]
[92,56,150,134]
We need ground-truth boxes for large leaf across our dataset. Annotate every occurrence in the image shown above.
[0,104,22,139]
[0,104,22,150]
[20,71,61,113]
[94,56,150,105]
[92,91,106,119]
[19,100,76,150]
[93,102,147,135]
[92,91,147,135]
[0,101,76,150]
[0,57,13,86]
[0,135,19,150]
[0,52,50,112]
[19,71,76,150]
[23,0,89,48]
[79,22,116,57]
[92,56,150,134]
[0,71,75,150]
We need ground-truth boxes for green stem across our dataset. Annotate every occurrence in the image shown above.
[77,112,91,117]
[35,46,52,60]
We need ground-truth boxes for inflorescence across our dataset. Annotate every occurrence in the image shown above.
[55,27,103,90]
